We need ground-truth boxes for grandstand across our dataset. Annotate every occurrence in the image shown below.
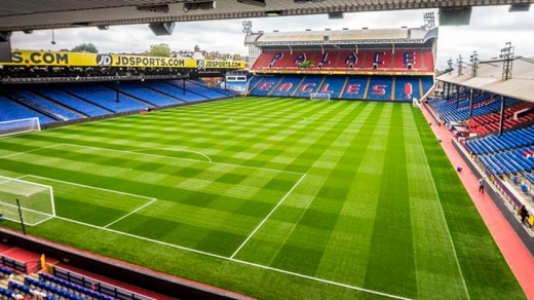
[0,79,234,126]
[245,27,437,101]
[426,52,534,250]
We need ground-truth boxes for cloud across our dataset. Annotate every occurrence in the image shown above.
[10,5,534,70]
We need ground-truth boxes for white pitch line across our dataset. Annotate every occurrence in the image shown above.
[411,113,471,300]
[230,173,307,259]
[130,147,212,163]
[0,144,61,160]
[59,143,304,175]
[103,198,157,229]
[54,216,233,261]
[231,258,415,300]
[21,175,155,201]
[52,214,413,300]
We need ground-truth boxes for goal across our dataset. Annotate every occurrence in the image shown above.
[310,93,331,101]
[0,176,55,226]
[0,118,41,138]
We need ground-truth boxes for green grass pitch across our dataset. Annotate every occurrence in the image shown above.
[0,97,525,300]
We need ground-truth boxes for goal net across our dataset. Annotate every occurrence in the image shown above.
[310,93,331,101]
[0,118,41,138]
[0,176,55,226]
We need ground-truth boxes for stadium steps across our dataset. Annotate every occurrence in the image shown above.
[164,81,209,100]
[137,81,187,103]
[103,85,155,107]
[0,280,7,291]
[186,80,232,97]
[247,76,264,94]
[1,92,64,121]
[26,89,89,118]
[103,83,157,107]
[58,88,116,113]
[267,76,285,96]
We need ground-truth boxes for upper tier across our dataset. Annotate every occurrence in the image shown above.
[251,48,434,75]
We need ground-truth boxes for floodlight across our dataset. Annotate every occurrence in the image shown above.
[237,0,266,7]
[137,4,170,13]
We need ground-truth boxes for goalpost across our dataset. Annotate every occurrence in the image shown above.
[310,93,331,101]
[0,118,41,138]
[0,176,55,226]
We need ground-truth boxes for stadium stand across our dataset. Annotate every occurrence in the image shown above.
[245,26,437,102]
[252,48,434,73]
[61,84,150,113]
[0,80,233,126]
[0,94,54,124]
[469,102,534,135]
[106,82,180,107]
[187,80,234,98]
[428,94,520,123]
[31,86,111,117]
[11,88,83,121]
[429,54,534,243]
[249,75,433,101]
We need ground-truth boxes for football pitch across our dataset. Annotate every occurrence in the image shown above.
[0,97,525,300]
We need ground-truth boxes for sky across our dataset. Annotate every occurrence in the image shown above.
[10,5,534,70]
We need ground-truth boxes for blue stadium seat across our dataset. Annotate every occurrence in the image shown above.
[62,85,148,113]
[366,76,393,101]
[340,77,368,100]
[12,88,82,120]
[0,94,54,124]
[33,86,110,117]
[111,82,180,107]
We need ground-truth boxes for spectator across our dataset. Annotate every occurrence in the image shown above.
[478,178,485,194]
[520,205,529,225]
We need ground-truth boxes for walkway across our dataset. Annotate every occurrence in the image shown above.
[420,104,534,300]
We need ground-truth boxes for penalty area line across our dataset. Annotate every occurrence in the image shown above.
[103,198,157,229]
[52,214,413,300]
[0,144,62,160]
[230,173,307,259]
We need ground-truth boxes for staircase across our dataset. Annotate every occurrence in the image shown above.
[138,82,186,102]
[30,89,89,118]
[2,93,65,121]
[164,81,208,100]
[58,88,115,113]
[103,84,155,107]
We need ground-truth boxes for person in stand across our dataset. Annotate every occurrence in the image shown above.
[520,205,529,225]
[478,178,485,194]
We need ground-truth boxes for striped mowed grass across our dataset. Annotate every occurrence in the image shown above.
[0,97,525,300]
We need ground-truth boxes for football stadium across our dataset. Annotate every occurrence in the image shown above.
[0,1,533,300]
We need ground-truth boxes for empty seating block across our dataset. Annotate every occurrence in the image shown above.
[467,126,534,177]
[0,95,53,124]
[33,86,110,117]
[248,75,432,102]
[252,49,434,73]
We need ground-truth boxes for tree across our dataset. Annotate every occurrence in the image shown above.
[298,60,315,68]
[71,43,98,53]
[148,44,171,57]
[443,67,454,73]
